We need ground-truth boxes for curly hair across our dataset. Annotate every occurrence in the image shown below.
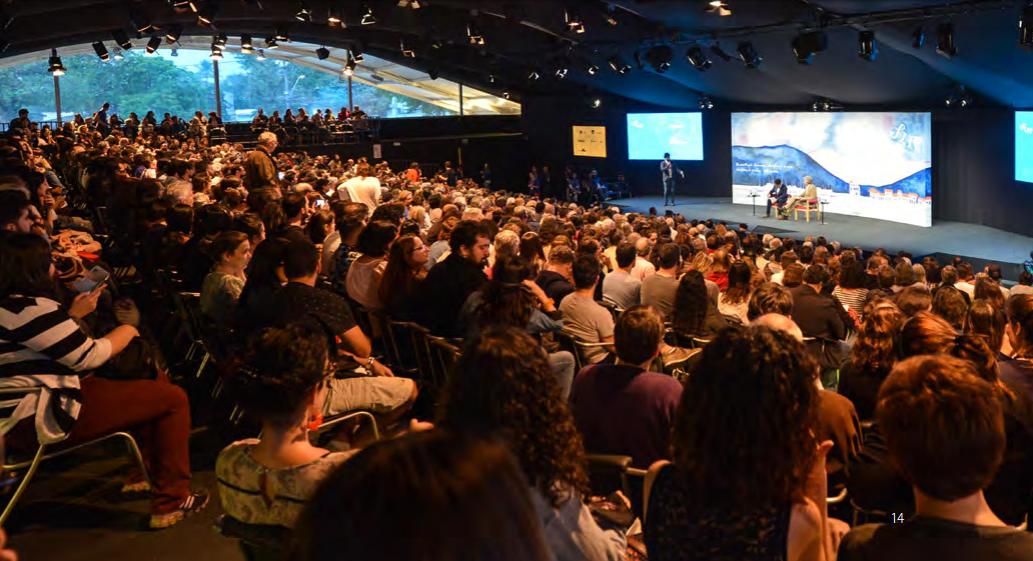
[672,270,710,335]
[901,312,1002,387]
[674,325,819,507]
[851,302,906,379]
[437,326,589,509]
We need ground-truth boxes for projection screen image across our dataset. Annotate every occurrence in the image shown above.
[1017,111,1033,183]
[627,112,704,161]
[732,112,932,227]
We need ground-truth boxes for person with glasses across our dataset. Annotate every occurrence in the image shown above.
[378,234,429,320]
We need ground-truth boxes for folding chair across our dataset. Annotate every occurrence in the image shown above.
[585,454,648,519]
[425,334,461,386]
[0,388,151,526]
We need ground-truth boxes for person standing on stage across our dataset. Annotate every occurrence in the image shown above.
[661,153,684,206]
[765,179,788,218]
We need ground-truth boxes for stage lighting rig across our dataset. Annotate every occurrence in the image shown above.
[858,30,876,61]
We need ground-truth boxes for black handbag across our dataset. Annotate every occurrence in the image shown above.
[96,337,159,380]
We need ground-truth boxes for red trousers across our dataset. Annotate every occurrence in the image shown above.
[9,371,192,515]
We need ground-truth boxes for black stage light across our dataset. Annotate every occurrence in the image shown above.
[468,21,484,45]
[361,4,376,25]
[146,35,162,54]
[644,45,674,73]
[554,66,569,79]
[316,46,330,60]
[112,29,134,50]
[737,40,761,68]
[211,43,224,59]
[295,2,312,21]
[792,30,828,65]
[586,63,599,76]
[166,24,184,44]
[686,45,711,71]
[400,40,415,58]
[937,23,958,57]
[276,27,290,41]
[93,42,110,61]
[912,26,925,48]
[608,55,631,74]
[241,34,254,52]
[265,37,279,49]
[197,3,218,26]
[858,30,876,61]
[215,33,228,47]
[48,49,66,76]
[1020,5,1033,50]
[129,9,153,33]
[565,8,585,34]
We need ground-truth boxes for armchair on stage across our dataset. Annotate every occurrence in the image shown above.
[793,198,822,222]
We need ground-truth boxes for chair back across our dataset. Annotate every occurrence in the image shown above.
[425,334,461,387]
[551,330,584,373]
[215,515,295,561]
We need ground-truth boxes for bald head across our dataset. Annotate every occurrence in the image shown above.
[751,314,803,342]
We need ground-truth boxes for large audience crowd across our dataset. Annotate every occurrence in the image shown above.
[0,104,1031,561]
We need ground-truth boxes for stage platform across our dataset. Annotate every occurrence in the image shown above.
[608,197,1033,282]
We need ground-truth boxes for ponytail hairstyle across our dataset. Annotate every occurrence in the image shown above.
[965,299,1007,354]
[477,255,536,329]
[900,312,1007,396]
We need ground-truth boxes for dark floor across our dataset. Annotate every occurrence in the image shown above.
[6,433,244,561]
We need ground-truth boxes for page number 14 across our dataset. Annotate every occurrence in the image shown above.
[892,513,905,523]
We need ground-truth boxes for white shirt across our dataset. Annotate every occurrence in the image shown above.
[344,176,382,217]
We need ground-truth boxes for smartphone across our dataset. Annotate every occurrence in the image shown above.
[72,266,110,294]
[278,172,285,180]
[314,199,327,208]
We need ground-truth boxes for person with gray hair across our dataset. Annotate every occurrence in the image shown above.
[244,131,280,191]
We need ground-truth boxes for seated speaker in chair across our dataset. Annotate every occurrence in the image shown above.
[764,178,788,218]
[782,176,819,218]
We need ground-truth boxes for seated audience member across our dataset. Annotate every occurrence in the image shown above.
[838,302,905,420]
[644,325,847,561]
[265,239,417,426]
[235,237,290,337]
[974,276,1007,312]
[640,243,681,319]
[1012,271,1033,296]
[426,216,459,269]
[519,231,547,276]
[954,263,978,299]
[671,270,727,339]
[840,356,1033,561]
[630,237,657,281]
[747,282,794,321]
[0,232,204,529]
[602,242,641,310]
[295,431,552,561]
[852,312,1033,526]
[1002,294,1033,404]
[200,230,251,328]
[791,265,851,364]
[345,220,396,311]
[459,255,573,396]
[569,305,682,469]
[782,262,806,289]
[965,299,1008,360]
[377,234,428,319]
[707,249,731,291]
[891,262,918,293]
[751,314,862,483]
[560,256,615,366]
[832,260,869,318]
[717,261,753,324]
[417,219,491,337]
[327,203,367,294]
[894,285,932,318]
[536,244,576,305]
[931,284,968,330]
[217,326,355,527]
[866,264,896,303]
[179,204,233,292]
[438,327,627,561]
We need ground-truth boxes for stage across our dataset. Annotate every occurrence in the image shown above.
[607,197,1033,282]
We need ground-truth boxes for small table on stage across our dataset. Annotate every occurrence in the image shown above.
[749,193,760,216]
[820,200,828,225]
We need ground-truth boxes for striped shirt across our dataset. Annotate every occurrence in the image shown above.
[832,287,869,318]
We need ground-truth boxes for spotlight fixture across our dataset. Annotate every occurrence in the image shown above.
[644,45,674,73]
[468,21,485,45]
[211,44,224,59]
[343,55,357,75]
[211,41,223,53]
[710,43,733,62]
[936,23,958,57]
[1021,4,1033,49]
[554,66,569,79]
[166,24,184,44]
[565,8,585,34]
[146,35,162,54]
[113,47,124,60]
[265,37,279,49]
[276,27,290,42]
[792,31,828,65]
[112,29,133,50]
[428,68,439,80]
[706,1,732,17]
[257,49,267,60]
[361,5,376,25]
[699,96,714,110]
[811,98,842,112]
[215,34,228,47]
[295,2,312,21]
[912,26,925,49]
[400,40,415,58]
[316,46,330,60]
[352,46,364,62]
[686,45,711,71]
[945,84,972,107]
[737,40,761,68]
[604,4,618,26]
[92,42,110,62]
[488,73,498,83]
[591,98,602,109]
[527,70,540,81]
[197,3,218,25]
[328,4,343,26]
[607,55,631,74]
[48,49,66,76]
[129,9,153,34]
[586,63,599,76]
[241,34,254,54]
[858,30,877,61]
[172,1,190,9]
[502,89,511,100]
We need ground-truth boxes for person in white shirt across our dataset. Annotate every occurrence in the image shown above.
[629,238,656,281]
[343,163,381,218]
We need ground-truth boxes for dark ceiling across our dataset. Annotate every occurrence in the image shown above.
[2,0,1032,109]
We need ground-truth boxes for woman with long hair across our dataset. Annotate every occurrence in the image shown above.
[670,270,727,339]
[438,326,627,561]
[200,230,251,327]
[295,430,551,561]
[345,220,397,311]
[0,232,204,529]
[832,260,870,319]
[838,301,906,420]
[377,234,429,319]
[217,325,352,528]
[707,248,731,291]
[645,326,845,561]
[235,237,291,340]
[717,261,753,324]
[966,298,1008,359]
[520,231,546,276]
